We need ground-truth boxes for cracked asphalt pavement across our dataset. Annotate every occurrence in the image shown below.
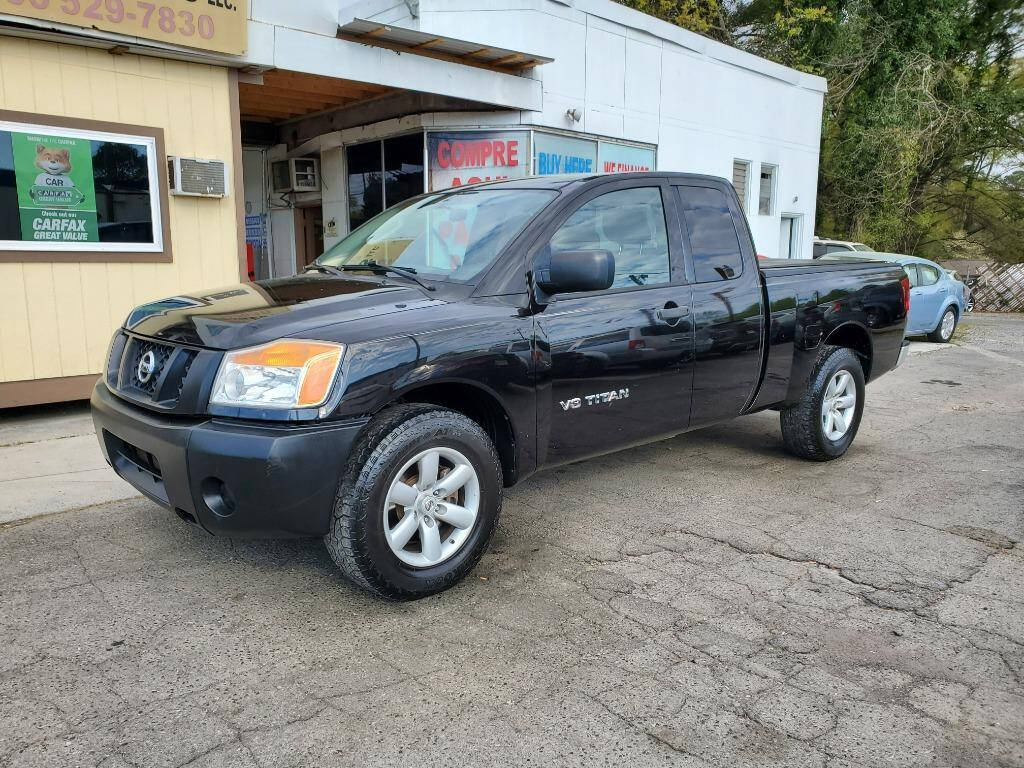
[2,313,1023,768]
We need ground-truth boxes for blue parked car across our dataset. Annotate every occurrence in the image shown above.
[822,252,968,342]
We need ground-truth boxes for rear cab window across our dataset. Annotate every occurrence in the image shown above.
[676,185,745,282]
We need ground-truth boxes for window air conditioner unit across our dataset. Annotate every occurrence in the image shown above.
[271,158,320,194]
[167,156,229,198]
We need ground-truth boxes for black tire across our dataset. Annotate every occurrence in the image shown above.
[779,345,866,461]
[325,404,502,600]
[927,307,957,343]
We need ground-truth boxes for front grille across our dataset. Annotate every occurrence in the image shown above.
[176,352,196,399]
[128,339,174,395]
[114,335,201,409]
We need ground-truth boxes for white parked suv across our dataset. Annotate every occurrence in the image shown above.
[813,237,875,258]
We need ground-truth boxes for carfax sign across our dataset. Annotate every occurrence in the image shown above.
[11,132,99,243]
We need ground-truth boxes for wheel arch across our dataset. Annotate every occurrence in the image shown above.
[824,322,874,380]
[387,379,520,487]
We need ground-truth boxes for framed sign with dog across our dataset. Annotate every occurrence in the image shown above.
[0,111,171,263]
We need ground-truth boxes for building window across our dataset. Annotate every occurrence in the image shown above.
[346,134,425,232]
[758,164,776,216]
[427,130,530,191]
[534,132,597,176]
[383,134,424,212]
[598,141,656,173]
[346,141,383,232]
[732,159,750,213]
[1,115,168,261]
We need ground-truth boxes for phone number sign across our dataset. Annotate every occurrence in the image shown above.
[3,0,247,56]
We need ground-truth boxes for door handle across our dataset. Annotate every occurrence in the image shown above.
[656,303,690,324]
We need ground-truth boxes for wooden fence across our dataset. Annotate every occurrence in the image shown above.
[963,263,1024,312]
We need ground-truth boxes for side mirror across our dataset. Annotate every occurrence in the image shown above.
[535,249,615,295]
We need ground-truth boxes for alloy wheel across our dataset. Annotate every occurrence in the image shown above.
[821,370,856,441]
[382,447,480,568]
[940,310,956,341]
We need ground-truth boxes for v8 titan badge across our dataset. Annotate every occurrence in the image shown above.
[560,388,630,411]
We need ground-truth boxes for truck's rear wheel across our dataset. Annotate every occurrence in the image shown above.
[779,345,865,461]
[325,404,502,600]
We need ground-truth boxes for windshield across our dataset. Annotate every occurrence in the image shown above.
[853,244,875,252]
[318,188,556,283]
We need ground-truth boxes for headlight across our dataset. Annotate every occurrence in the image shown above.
[210,340,345,410]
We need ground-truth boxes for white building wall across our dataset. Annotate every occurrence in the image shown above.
[246,0,826,258]
[401,1,826,259]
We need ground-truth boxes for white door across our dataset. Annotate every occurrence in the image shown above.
[779,214,800,259]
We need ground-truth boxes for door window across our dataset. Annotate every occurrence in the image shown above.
[548,186,670,289]
[903,264,920,287]
[918,264,941,286]
[678,186,744,282]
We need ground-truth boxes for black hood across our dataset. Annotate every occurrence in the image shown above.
[124,275,444,349]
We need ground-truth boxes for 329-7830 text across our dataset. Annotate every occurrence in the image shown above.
[5,0,219,40]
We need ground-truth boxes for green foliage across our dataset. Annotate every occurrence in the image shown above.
[614,0,730,41]
[803,0,1024,262]
[627,0,1024,264]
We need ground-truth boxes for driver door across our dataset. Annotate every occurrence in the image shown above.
[533,181,694,467]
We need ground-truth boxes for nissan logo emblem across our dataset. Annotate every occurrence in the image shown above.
[136,350,157,384]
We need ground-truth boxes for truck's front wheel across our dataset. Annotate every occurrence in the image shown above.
[325,405,502,600]
[779,345,865,461]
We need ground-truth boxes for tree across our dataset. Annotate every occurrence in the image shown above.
[615,0,731,41]
[740,0,1024,262]
[621,0,1024,263]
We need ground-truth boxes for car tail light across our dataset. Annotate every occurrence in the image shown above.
[899,274,911,314]
[628,339,646,351]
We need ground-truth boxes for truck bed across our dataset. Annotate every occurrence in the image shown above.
[758,256,889,275]
[747,257,907,412]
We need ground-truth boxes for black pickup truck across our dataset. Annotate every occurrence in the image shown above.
[92,173,910,599]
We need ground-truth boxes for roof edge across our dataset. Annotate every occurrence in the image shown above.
[570,0,827,93]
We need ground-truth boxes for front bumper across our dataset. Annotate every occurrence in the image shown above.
[91,382,368,537]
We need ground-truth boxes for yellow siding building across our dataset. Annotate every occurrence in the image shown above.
[0,38,242,406]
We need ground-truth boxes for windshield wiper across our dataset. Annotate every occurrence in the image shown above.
[337,261,436,292]
[303,263,348,277]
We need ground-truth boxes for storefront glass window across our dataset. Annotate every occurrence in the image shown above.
[346,141,383,231]
[427,130,530,191]
[383,134,424,210]
[598,142,656,174]
[533,133,597,175]
[0,120,163,253]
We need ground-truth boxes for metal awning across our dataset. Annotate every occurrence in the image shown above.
[337,18,553,73]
